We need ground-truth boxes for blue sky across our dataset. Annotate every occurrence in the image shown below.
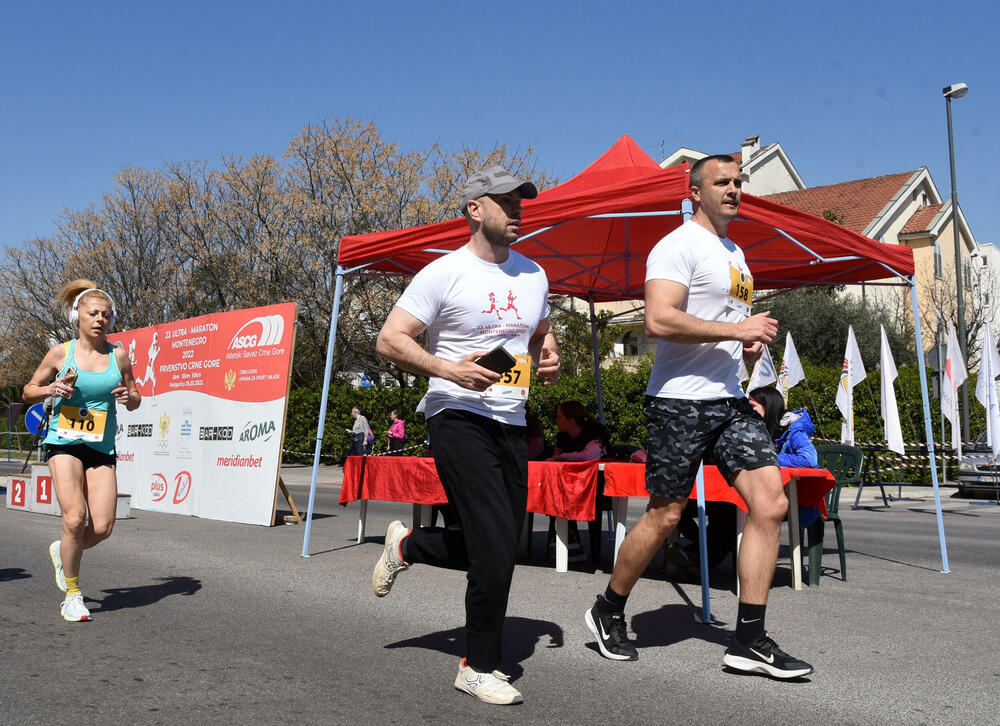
[2,1,997,248]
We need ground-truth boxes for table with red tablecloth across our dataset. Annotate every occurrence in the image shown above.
[600,462,836,590]
[340,456,601,568]
[340,456,600,519]
[339,456,834,586]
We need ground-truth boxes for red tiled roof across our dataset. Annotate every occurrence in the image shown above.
[900,203,945,235]
[764,171,917,235]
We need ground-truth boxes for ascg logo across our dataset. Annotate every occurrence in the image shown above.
[228,315,284,350]
[239,419,276,443]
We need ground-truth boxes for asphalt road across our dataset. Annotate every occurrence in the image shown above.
[2,467,999,725]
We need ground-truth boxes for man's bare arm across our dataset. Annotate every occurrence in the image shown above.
[375,307,501,392]
[528,316,560,384]
[644,279,777,345]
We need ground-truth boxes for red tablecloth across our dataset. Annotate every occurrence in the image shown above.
[602,462,835,516]
[340,457,835,520]
[340,456,600,520]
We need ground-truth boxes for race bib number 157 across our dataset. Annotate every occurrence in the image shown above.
[483,354,531,400]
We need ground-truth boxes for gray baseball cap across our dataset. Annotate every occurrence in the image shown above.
[460,165,538,214]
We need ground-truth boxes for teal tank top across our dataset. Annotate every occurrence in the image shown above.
[43,339,122,455]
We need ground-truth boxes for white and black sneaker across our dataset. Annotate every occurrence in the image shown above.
[585,597,638,661]
[723,634,813,679]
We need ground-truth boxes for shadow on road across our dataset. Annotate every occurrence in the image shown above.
[384,616,564,680]
[628,602,733,651]
[88,575,202,612]
[0,567,31,582]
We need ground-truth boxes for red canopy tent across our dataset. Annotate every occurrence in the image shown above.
[304,136,949,592]
[337,135,914,296]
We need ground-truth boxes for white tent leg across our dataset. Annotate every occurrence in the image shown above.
[588,296,606,424]
[301,267,345,557]
[910,280,950,572]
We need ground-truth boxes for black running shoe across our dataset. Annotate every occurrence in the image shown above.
[585,597,638,661]
[723,634,813,679]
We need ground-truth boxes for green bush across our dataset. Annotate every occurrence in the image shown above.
[281,380,428,463]
[281,357,985,481]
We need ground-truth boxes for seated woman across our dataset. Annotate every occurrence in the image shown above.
[548,400,610,462]
[748,386,821,527]
[546,400,612,568]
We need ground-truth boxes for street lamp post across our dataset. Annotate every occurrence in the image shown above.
[944,82,970,442]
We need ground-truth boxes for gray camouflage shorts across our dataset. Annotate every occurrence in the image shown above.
[643,395,778,499]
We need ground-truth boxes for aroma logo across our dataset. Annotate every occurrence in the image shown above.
[239,419,276,443]
[228,315,284,350]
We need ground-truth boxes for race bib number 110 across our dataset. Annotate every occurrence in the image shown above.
[56,406,108,443]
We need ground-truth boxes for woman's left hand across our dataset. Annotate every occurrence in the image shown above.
[111,385,131,405]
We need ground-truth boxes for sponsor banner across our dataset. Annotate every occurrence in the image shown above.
[110,302,295,525]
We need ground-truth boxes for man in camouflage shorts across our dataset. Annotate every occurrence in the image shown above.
[584,155,813,679]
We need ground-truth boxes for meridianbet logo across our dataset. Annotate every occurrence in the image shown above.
[239,419,276,442]
[228,315,284,350]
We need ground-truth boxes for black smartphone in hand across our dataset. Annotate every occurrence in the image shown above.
[475,346,517,374]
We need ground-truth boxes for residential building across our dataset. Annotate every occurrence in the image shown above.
[596,136,980,364]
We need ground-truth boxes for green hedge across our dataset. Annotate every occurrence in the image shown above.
[282,358,986,474]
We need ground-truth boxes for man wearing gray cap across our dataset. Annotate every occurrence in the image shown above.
[372,165,560,705]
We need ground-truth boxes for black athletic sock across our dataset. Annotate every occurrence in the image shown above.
[599,584,629,613]
[735,602,766,644]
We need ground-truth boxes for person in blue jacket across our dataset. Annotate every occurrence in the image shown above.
[748,387,821,528]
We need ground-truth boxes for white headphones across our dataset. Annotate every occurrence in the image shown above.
[69,288,117,328]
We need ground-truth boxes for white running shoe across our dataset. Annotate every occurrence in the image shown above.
[49,540,67,592]
[372,520,410,597]
[60,592,91,622]
[454,659,523,705]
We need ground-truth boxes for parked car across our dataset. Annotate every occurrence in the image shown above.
[955,432,1000,497]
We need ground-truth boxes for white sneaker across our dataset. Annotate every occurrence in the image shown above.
[372,520,410,597]
[49,540,67,592]
[60,592,91,622]
[454,659,523,705]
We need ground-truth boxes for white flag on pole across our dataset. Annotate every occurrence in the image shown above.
[942,324,967,457]
[738,357,749,384]
[777,332,805,403]
[835,326,867,445]
[974,325,1000,457]
[747,345,777,391]
[880,326,904,455]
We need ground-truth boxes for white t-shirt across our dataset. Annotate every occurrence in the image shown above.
[396,245,550,425]
[645,220,753,400]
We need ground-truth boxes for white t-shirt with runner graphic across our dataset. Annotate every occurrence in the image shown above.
[645,220,753,401]
[396,245,550,425]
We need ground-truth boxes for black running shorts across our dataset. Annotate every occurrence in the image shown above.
[643,395,778,499]
[45,443,117,470]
